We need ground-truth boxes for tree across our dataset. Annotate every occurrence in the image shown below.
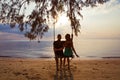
[0,0,109,41]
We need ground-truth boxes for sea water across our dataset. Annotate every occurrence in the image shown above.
[0,39,120,58]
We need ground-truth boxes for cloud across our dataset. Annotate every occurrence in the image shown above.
[97,0,120,13]
[82,0,120,15]
[0,24,29,40]
[0,32,27,40]
[0,24,24,35]
[0,24,54,41]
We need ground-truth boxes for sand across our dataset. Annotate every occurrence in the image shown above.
[0,57,120,80]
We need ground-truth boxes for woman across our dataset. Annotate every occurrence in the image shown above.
[63,34,79,69]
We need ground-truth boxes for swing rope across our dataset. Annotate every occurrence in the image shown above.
[53,22,55,41]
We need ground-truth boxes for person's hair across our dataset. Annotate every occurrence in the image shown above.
[57,34,61,38]
[65,34,70,41]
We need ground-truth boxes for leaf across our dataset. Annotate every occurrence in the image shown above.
[77,12,83,18]
[0,0,109,41]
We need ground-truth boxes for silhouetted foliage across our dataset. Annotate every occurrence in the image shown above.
[0,0,109,41]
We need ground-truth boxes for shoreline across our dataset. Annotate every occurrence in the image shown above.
[0,55,120,60]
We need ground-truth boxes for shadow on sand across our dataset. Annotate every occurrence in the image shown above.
[54,69,73,80]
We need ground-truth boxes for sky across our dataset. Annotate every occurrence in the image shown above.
[80,0,120,39]
[0,0,120,41]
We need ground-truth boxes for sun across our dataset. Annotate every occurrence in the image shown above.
[56,14,69,27]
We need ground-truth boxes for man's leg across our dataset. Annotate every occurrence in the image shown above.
[55,57,59,71]
[60,57,62,70]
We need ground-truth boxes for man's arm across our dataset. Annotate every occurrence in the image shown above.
[54,47,64,51]
[53,41,64,51]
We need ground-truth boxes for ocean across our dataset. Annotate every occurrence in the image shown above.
[0,39,120,58]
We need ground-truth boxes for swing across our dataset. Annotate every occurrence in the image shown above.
[53,22,74,60]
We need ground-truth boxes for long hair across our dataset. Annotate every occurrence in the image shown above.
[65,34,70,41]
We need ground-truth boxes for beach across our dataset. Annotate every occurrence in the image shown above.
[0,57,120,80]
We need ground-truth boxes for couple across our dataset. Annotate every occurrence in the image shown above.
[53,34,79,71]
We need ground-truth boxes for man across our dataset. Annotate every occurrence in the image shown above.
[53,34,64,71]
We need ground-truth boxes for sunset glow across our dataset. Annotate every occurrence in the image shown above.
[56,14,69,28]
[0,0,120,40]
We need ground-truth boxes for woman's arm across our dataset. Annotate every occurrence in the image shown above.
[71,42,79,57]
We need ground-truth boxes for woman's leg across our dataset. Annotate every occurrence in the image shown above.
[67,57,70,69]
[63,57,66,68]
